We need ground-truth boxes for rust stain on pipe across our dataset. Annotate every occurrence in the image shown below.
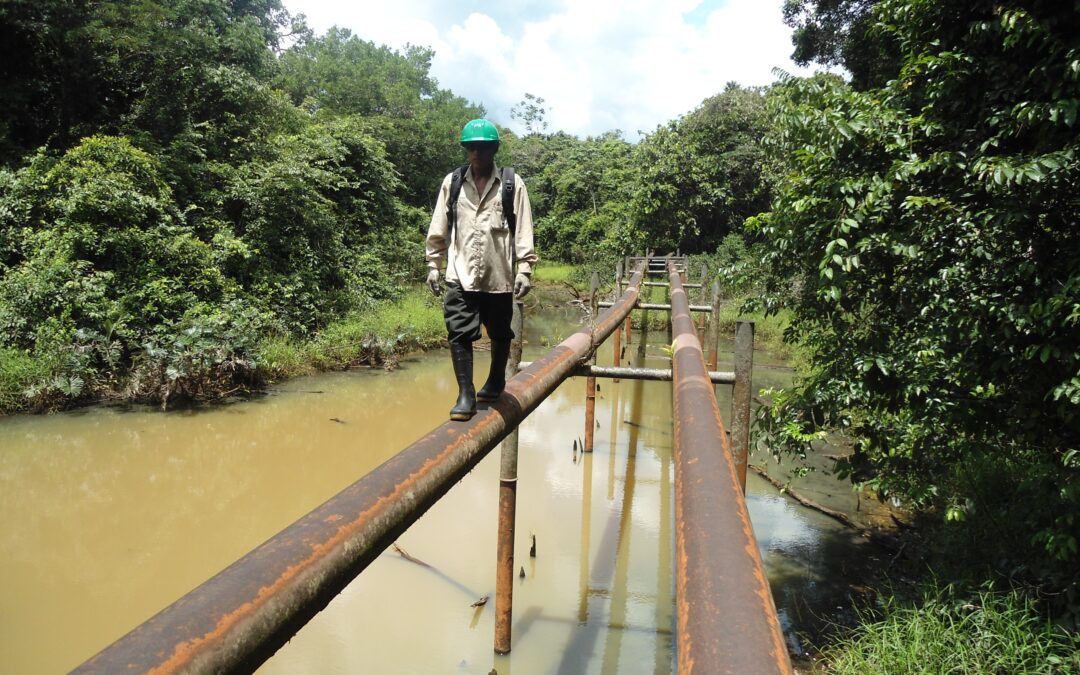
[668,264,791,675]
[76,273,644,675]
[494,299,523,654]
[493,476,517,654]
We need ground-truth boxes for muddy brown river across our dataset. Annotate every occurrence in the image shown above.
[0,301,882,674]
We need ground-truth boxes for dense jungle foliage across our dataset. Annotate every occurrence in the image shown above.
[1,0,1078,627]
[0,0,770,412]
[756,0,1080,618]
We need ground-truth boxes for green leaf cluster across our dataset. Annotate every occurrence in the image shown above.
[632,84,773,254]
[498,83,772,266]
[758,0,1080,594]
[508,130,638,262]
[274,28,485,209]
[0,1,455,408]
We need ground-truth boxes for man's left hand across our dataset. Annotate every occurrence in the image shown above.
[513,273,531,299]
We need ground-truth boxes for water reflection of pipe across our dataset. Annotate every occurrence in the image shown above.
[668,264,792,674]
[599,408,638,674]
[619,322,648,504]
[577,452,593,623]
[528,612,671,634]
[654,429,673,673]
[74,272,645,674]
[562,362,643,674]
[606,376,621,502]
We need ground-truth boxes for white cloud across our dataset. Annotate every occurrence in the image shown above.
[282,0,820,138]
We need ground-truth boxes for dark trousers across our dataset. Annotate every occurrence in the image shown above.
[443,282,514,345]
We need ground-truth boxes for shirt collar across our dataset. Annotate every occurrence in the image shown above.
[466,161,501,187]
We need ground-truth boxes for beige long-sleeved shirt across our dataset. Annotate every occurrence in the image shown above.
[425,163,537,293]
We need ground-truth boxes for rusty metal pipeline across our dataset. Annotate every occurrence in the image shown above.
[74,268,645,675]
[517,362,736,384]
[668,264,792,675]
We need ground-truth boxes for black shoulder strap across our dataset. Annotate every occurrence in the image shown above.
[501,167,516,236]
[447,164,468,238]
[501,167,517,268]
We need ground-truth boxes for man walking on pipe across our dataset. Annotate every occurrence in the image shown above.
[425,119,537,420]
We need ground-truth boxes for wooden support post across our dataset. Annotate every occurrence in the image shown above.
[623,256,633,347]
[637,257,649,362]
[612,267,621,382]
[584,272,600,453]
[697,263,708,343]
[707,280,720,372]
[665,257,674,343]
[494,300,525,654]
[731,320,755,493]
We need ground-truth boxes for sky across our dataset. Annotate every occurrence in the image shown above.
[279,0,819,139]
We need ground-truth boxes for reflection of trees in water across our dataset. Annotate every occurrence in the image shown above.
[0,409,258,595]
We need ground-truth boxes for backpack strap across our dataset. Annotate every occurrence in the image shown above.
[501,167,517,268]
[447,164,468,240]
[501,167,516,234]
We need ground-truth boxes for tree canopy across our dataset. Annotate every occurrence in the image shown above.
[782,0,899,89]
[758,0,1080,593]
[0,0,430,406]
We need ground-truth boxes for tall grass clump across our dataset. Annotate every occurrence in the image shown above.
[822,586,1080,674]
[533,263,574,284]
[257,288,445,378]
[715,303,793,357]
[0,348,53,412]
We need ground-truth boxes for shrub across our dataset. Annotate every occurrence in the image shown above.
[823,586,1080,674]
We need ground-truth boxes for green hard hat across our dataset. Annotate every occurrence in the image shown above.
[460,119,500,144]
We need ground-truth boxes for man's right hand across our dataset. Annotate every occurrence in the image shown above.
[426,269,442,296]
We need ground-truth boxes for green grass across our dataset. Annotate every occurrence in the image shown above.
[257,287,446,378]
[0,289,447,414]
[715,303,793,357]
[0,347,54,413]
[821,586,1080,674]
[532,263,574,284]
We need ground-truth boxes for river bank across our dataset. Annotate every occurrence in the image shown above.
[752,429,1080,673]
[0,263,795,416]
[0,287,446,415]
[0,268,590,415]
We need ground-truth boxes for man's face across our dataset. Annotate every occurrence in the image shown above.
[464,142,498,173]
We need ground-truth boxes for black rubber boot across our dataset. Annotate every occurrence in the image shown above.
[449,342,476,421]
[477,340,510,402]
